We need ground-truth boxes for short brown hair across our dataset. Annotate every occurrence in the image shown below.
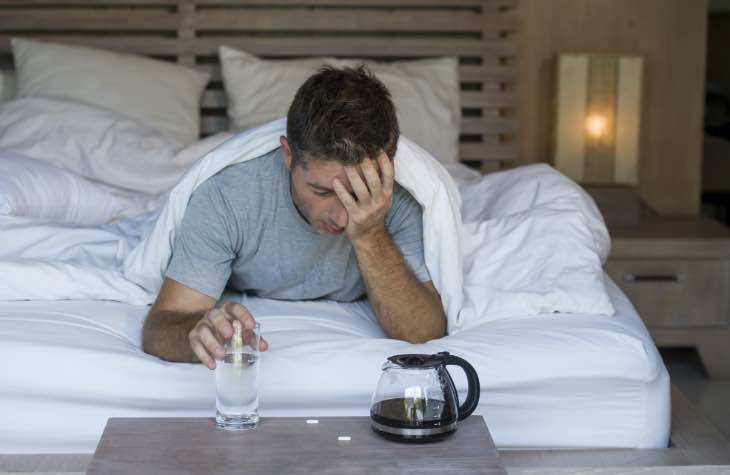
[286,65,399,168]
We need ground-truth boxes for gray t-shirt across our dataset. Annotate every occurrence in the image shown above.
[165,147,430,302]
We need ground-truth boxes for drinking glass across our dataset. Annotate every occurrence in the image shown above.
[215,321,261,430]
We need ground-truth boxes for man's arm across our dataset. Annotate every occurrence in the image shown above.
[143,278,268,369]
[143,278,215,364]
[353,229,446,343]
[333,153,446,344]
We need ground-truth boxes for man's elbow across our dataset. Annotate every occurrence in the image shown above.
[403,328,445,344]
[403,332,443,345]
[401,311,447,344]
[141,311,160,356]
[425,313,448,343]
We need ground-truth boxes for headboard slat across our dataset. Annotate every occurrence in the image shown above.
[193,10,516,33]
[0,11,179,31]
[0,8,517,33]
[0,36,515,57]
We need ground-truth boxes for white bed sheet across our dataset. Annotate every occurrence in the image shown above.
[0,274,669,454]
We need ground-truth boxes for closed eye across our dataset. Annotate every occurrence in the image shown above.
[310,185,334,197]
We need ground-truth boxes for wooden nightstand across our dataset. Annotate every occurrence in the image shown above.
[605,216,730,378]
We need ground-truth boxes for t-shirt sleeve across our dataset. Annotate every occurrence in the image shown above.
[387,187,431,283]
[165,178,239,300]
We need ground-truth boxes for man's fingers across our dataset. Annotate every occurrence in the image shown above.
[221,302,256,330]
[190,302,266,369]
[259,337,269,352]
[219,301,267,351]
[190,337,216,370]
[333,178,357,211]
[378,153,395,193]
[198,324,225,360]
[361,159,382,197]
[242,329,265,350]
[207,308,232,340]
[345,166,370,202]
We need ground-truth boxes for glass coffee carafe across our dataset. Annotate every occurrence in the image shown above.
[370,351,480,442]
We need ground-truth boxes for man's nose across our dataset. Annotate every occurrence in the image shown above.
[331,202,348,228]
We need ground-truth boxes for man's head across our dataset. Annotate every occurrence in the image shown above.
[280,65,399,236]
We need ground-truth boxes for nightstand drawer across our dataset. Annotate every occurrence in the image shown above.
[604,259,730,327]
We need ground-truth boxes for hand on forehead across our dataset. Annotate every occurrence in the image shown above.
[335,151,391,191]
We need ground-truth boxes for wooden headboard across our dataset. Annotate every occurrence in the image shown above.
[0,0,518,172]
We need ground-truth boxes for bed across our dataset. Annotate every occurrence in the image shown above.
[1,276,668,453]
[0,0,683,464]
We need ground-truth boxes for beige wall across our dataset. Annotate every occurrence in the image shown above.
[518,0,707,216]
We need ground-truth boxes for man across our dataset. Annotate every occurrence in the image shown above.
[143,66,446,369]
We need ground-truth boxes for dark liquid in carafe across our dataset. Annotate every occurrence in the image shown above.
[370,397,456,441]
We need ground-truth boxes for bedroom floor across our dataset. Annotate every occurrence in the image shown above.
[662,347,730,442]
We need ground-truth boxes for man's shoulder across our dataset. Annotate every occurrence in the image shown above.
[386,182,422,232]
[212,146,282,189]
[392,182,421,211]
[188,147,283,219]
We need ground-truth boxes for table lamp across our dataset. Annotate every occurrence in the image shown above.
[553,53,644,225]
[553,53,643,185]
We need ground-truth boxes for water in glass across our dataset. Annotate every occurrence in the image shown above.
[215,351,259,430]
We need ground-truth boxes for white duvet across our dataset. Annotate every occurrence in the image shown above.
[0,119,614,331]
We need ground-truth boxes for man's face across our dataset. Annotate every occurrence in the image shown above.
[280,136,378,236]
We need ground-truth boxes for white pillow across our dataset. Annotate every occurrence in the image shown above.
[0,97,197,194]
[456,164,614,327]
[0,70,15,103]
[174,131,236,165]
[459,163,610,262]
[219,46,461,163]
[12,37,209,147]
[0,151,162,225]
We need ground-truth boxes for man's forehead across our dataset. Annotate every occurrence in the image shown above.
[303,160,344,179]
[303,158,380,189]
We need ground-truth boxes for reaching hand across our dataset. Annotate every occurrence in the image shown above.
[188,301,269,370]
[332,152,394,244]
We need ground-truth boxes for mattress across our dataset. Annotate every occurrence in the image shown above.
[0,274,669,454]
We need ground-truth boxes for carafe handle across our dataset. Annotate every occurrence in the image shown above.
[440,352,480,421]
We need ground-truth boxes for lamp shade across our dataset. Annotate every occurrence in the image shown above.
[553,54,643,185]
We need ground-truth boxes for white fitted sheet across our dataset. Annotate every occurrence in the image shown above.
[0,274,669,453]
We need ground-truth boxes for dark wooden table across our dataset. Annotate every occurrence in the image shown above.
[86,416,506,474]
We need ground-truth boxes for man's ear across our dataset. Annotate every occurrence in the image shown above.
[280,135,292,171]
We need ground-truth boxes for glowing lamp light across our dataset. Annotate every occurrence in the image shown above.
[585,114,608,139]
[553,54,643,185]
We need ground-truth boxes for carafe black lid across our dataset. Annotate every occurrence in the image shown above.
[387,352,449,369]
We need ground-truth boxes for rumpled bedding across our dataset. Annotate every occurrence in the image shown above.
[0,119,614,331]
